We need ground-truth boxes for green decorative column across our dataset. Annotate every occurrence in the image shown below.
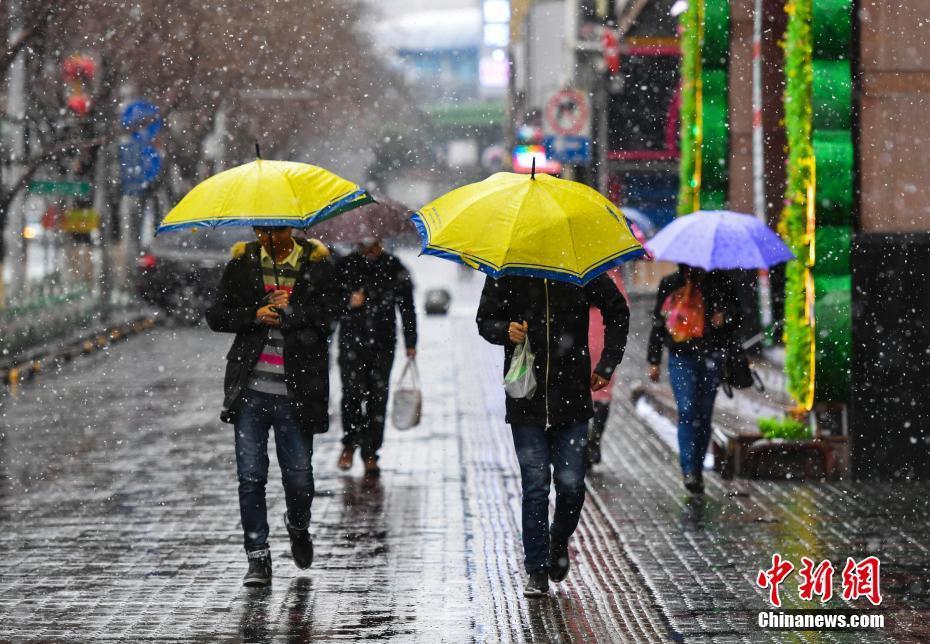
[677,0,731,215]
[780,0,853,408]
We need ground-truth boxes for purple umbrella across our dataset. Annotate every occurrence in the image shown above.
[645,210,794,270]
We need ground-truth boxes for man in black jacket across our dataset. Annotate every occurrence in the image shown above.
[335,239,417,475]
[205,226,344,587]
[476,274,630,597]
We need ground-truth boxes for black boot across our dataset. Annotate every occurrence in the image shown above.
[284,512,314,569]
[243,545,272,587]
[524,570,550,598]
[549,539,570,582]
[683,471,704,494]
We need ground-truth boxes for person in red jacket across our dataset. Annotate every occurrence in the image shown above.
[586,268,630,467]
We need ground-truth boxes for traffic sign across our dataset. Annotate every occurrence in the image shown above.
[28,180,91,197]
[543,88,591,137]
[543,135,591,165]
[119,140,163,196]
[119,99,164,195]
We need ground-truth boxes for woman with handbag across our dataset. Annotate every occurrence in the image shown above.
[646,265,742,493]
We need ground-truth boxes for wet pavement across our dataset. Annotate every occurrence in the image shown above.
[0,260,666,642]
[591,295,930,644]
[2,254,929,642]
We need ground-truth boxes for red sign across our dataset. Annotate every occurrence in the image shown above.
[544,89,590,137]
[602,28,620,75]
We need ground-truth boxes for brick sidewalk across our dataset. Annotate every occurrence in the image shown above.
[0,270,667,642]
[588,299,930,643]
[3,259,925,642]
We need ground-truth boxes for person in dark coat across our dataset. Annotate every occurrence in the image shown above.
[476,274,630,598]
[335,238,417,476]
[205,226,344,587]
[646,265,743,494]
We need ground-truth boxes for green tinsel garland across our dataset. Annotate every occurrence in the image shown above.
[677,0,730,215]
[781,0,815,405]
[677,0,699,215]
[781,0,853,407]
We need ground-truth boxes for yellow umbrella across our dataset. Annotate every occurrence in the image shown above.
[157,147,372,234]
[411,170,644,285]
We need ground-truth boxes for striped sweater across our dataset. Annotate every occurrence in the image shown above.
[246,243,303,396]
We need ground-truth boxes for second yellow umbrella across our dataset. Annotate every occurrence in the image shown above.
[411,171,644,285]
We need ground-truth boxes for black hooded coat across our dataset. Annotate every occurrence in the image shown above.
[205,238,344,434]
[476,274,630,427]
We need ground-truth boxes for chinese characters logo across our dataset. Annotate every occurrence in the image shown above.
[757,554,882,607]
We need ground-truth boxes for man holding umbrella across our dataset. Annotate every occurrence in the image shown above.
[159,151,372,587]
[335,237,418,475]
[477,274,630,596]
[412,167,643,597]
[206,226,344,585]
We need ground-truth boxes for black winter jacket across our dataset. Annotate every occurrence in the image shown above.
[336,252,417,355]
[646,270,743,366]
[476,275,630,427]
[205,238,345,434]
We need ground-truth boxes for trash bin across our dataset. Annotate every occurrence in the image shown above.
[424,288,451,315]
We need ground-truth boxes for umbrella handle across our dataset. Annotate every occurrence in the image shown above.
[268,235,280,288]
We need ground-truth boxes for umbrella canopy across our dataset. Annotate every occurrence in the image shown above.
[156,157,372,233]
[411,171,645,285]
[619,206,658,238]
[645,210,794,270]
[308,197,414,244]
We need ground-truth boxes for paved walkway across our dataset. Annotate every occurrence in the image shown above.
[2,252,928,642]
[590,295,930,643]
[0,259,665,642]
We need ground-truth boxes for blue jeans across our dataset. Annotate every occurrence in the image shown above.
[668,352,720,476]
[511,422,588,574]
[234,390,314,549]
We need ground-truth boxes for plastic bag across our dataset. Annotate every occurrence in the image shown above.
[661,283,705,343]
[391,358,422,430]
[504,336,537,399]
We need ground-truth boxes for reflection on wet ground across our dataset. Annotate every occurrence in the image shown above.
[586,301,930,643]
[0,301,666,641]
[4,271,927,641]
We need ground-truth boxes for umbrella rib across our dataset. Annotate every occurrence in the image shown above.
[499,180,530,271]
[220,163,248,227]
[538,180,580,276]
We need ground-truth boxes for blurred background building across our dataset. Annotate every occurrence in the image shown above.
[369,0,507,206]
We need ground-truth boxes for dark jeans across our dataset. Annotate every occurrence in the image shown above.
[511,422,588,574]
[668,352,721,476]
[586,401,610,464]
[340,347,395,460]
[234,390,314,550]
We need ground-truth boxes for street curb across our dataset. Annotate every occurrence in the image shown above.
[1,314,158,391]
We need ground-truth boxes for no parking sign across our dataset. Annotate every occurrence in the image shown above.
[543,88,591,137]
